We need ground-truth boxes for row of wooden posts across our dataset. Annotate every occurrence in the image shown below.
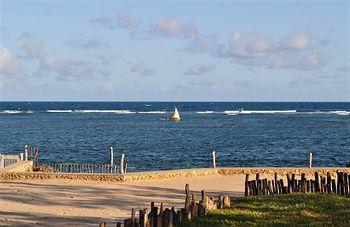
[22,145,130,174]
[46,163,124,174]
[46,147,129,174]
[23,145,314,174]
[245,171,350,197]
[99,184,231,227]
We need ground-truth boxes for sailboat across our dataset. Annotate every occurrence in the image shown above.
[161,107,181,121]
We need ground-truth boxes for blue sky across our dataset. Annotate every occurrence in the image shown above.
[0,0,349,101]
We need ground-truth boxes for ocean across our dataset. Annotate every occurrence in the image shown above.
[0,102,349,171]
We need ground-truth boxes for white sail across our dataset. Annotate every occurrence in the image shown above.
[172,107,180,120]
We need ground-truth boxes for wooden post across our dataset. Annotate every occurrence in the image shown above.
[245,174,249,197]
[256,173,260,195]
[33,147,39,167]
[185,184,191,210]
[332,179,336,193]
[212,151,216,171]
[327,172,332,193]
[120,153,125,174]
[110,147,114,166]
[99,222,106,227]
[301,173,306,193]
[139,208,148,227]
[274,173,278,194]
[291,174,296,192]
[286,174,291,193]
[309,152,312,168]
[24,144,29,161]
[280,179,286,193]
[130,208,136,227]
[152,206,158,227]
[315,172,320,192]
[339,172,344,195]
[344,173,349,196]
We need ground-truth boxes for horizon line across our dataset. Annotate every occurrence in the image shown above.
[0,100,350,103]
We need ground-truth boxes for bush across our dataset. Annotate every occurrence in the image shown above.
[347,161,350,167]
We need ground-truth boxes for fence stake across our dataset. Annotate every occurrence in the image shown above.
[120,154,125,174]
[309,152,312,168]
[211,151,216,171]
[110,147,114,166]
[24,145,29,161]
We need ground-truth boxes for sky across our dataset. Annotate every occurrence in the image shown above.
[0,0,349,101]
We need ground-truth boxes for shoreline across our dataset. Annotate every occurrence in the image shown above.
[1,167,349,182]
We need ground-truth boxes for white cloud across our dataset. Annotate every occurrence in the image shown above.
[39,54,96,80]
[0,45,21,76]
[186,34,218,52]
[216,29,327,70]
[90,15,114,28]
[285,29,312,50]
[91,13,141,30]
[67,38,108,50]
[19,41,42,58]
[151,18,197,38]
[117,12,141,29]
[184,64,216,75]
[131,62,156,76]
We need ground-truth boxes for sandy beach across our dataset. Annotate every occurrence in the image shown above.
[0,174,245,226]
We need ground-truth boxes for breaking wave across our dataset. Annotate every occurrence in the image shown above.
[47,110,73,113]
[197,111,215,114]
[47,110,135,114]
[224,110,297,115]
[1,110,33,114]
[138,111,166,114]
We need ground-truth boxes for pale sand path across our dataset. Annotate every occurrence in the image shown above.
[0,174,249,226]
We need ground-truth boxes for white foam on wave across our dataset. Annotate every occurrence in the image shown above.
[331,111,350,116]
[197,111,215,114]
[1,110,34,114]
[224,110,297,115]
[1,110,24,114]
[74,110,135,114]
[303,110,350,115]
[138,111,166,114]
[47,109,135,114]
[47,110,73,113]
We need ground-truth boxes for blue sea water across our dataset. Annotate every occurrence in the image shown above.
[0,102,349,171]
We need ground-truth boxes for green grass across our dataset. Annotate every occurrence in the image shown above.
[184,194,350,226]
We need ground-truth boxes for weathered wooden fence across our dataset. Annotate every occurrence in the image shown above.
[0,154,22,168]
[99,183,231,227]
[245,171,350,196]
[46,163,121,174]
